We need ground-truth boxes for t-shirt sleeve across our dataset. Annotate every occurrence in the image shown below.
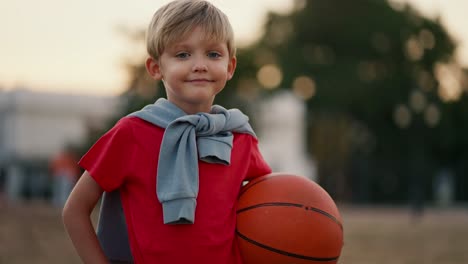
[79,118,137,192]
[245,137,272,180]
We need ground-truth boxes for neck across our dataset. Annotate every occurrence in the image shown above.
[168,99,214,114]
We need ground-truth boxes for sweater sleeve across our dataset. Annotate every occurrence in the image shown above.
[78,118,137,192]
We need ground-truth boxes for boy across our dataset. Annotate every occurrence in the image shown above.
[62,1,271,263]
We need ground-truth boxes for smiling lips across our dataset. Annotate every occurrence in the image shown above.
[186,78,214,83]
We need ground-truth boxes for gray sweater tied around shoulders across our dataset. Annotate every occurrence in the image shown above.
[97,98,255,262]
[129,98,255,224]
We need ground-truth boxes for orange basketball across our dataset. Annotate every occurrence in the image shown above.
[236,173,343,264]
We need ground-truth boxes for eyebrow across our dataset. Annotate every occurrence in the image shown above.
[170,42,227,52]
[170,43,191,50]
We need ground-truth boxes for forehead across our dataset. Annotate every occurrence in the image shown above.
[170,26,227,48]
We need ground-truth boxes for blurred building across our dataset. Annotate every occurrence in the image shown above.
[0,88,317,202]
[0,89,119,202]
[256,91,317,181]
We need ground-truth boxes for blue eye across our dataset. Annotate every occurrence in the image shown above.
[207,52,221,58]
[176,52,190,59]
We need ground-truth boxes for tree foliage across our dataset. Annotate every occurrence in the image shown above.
[229,0,467,202]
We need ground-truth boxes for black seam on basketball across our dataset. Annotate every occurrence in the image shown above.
[237,202,343,229]
[237,202,303,213]
[305,207,343,230]
[236,230,339,262]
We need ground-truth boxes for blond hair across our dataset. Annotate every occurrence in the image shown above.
[146,0,235,59]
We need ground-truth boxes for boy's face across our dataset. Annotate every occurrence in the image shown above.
[146,26,236,114]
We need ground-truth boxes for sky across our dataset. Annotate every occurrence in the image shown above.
[1,0,467,96]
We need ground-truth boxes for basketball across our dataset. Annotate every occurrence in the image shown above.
[236,173,343,264]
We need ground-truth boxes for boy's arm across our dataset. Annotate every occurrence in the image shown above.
[63,171,108,264]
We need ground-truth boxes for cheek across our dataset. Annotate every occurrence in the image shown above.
[214,63,230,76]
[163,66,183,80]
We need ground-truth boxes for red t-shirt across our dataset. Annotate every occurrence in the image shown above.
[79,116,271,264]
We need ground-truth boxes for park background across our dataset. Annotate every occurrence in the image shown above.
[1,0,468,263]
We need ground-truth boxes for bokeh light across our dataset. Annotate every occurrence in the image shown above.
[405,36,424,61]
[417,69,436,92]
[419,29,436,50]
[257,64,283,89]
[424,103,441,127]
[435,63,463,102]
[394,104,412,129]
[292,76,316,100]
[409,90,427,113]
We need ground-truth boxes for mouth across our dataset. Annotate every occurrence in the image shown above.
[186,79,214,83]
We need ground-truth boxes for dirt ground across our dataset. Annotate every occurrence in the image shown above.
[1,201,467,264]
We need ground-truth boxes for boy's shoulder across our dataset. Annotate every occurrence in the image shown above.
[113,116,165,135]
[118,115,162,127]
[232,131,259,145]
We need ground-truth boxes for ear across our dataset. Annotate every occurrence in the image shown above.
[145,57,163,80]
[226,56,237,80]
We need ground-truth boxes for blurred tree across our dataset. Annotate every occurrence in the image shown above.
[229,0,467,203]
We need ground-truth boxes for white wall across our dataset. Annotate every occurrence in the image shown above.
[0,89,120,202]
[256,91,317,180]
[0,89,119,161]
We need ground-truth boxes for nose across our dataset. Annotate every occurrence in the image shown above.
[192,57,208,72]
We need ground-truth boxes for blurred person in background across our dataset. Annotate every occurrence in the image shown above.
[49,146,80,208]
[0,167,5,205]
